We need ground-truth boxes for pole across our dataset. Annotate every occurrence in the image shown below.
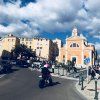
[62,67,64,76]
[87,66,89,83]
[58,66,59,75]
[81,76,84,90]
[78,73,81,85]
[94,79,98,100]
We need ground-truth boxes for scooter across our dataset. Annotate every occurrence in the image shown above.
[39,75,53,88]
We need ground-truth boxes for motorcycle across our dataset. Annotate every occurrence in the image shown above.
[39,75,53,88]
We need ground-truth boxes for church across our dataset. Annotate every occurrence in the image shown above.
[59,27,95,68]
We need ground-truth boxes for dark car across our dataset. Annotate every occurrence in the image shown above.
[0,64,4,74]
[11,60,16,65]
[16,60,30,68]
[0,60,12,73]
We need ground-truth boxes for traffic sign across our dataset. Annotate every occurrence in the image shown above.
[84,57,90,65]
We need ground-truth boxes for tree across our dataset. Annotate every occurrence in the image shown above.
[11,44,36,59]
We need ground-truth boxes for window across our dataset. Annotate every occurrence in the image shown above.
[70,44,72,47]
[40,47,42,49]
[29,46,31,49]
[8,39,10,41]
[63,55,65,58]
[70,43,79,47]
[37,47,39,49]
[73,43,76,47]
[77,44,79,47]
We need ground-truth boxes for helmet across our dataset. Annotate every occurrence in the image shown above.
[44,64,49,68]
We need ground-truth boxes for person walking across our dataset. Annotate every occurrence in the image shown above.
[91,68,96,80]
[52,64,55,73]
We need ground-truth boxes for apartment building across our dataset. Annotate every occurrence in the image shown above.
[20,37,53,61]
[59,27,95,67]
[20,38,34,50]
[1,34,20,58]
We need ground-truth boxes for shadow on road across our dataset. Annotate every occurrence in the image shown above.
[39,81,61,89]
[44,81,61,88]
[51,81,60,86]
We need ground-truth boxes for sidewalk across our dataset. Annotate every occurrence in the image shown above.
[76,78,100,100]
[52,69,100,100]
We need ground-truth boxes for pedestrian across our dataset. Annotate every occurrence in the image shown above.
[88,66,91,75]
[52,64,55,73]
[91,68,96,80]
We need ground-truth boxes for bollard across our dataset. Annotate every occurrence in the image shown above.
[58,66,60,75]
[52,68,54,73]
[78,73,81,85]
[62,68,64,76]
[81,76,84,90]
[94,79,98,100]
[66,68,67,76]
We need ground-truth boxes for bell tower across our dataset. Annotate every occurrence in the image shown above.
[72,27,78,36]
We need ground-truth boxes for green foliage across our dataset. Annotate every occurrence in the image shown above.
[11,44,36,59]
[67,60,72,65]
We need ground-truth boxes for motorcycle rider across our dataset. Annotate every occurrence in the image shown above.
[41,64,52,85]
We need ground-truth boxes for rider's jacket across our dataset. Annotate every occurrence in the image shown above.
[41,67,51,79]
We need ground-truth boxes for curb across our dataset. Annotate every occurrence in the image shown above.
[51,73,79,81]
[28,67,79,81]
[75,82,89,100]
[0,74,6,79]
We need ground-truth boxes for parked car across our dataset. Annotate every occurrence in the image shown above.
[0,60,12,73]
[11,60,16,65]
[0,65,4,74]
[16,60,30,68]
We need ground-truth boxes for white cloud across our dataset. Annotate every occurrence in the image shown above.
[0,0,100,38]
[93,35,100,39]
[95,42,100,51]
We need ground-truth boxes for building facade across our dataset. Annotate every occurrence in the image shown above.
[20,37,53,61]
[59,27,95,67]
[0,34,20,58]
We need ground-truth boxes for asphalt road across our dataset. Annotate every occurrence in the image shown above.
[0,66,87,100]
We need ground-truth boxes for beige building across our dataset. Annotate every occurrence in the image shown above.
[1,34,20,58]
[20,37,53,61]
[53,38,63,62]
[59,27,95,67]
[20,38,34,50]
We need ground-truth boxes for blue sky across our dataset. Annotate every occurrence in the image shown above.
[0,0,100,54]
